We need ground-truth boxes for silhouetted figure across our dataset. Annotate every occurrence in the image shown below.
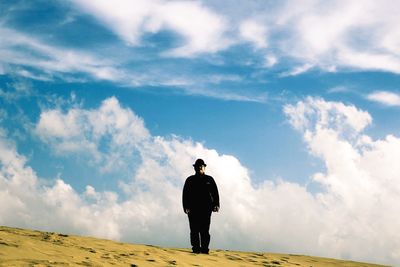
[182,159,220,254]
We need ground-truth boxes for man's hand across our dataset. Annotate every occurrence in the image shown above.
[213,206,219,212]
[185,208,190,214]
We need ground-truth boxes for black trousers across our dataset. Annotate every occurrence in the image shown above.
[188,210,212,253]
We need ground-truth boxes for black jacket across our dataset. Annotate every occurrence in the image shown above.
[182,174,220,212]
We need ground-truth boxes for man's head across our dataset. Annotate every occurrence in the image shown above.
[193,159,207,175]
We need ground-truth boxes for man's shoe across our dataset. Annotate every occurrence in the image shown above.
[200,249,209,254]
[192,248,201,254]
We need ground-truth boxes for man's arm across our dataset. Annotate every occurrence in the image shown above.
[182,178,190,213]
[210,177,220,212]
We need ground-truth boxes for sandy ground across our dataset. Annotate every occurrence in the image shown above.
[0,226,390,267]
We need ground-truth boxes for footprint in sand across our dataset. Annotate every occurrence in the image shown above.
[79,260,93,266]
[119,253,129,257]
[226,255,243,261]
[40,232,65,246]
[79,246,96,253]
[262,260,284,267]
[0,241,19,248]
[101,253,112,259]
[167,260,177,265]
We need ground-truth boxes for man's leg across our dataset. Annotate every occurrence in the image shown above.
[188,212,201,253]
[199,211,212,254]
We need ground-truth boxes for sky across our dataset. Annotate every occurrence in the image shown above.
[1,0,400,265]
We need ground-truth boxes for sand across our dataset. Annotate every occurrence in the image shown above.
[0,226,389,267]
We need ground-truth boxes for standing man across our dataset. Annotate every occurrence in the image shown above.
[182,159,220,254]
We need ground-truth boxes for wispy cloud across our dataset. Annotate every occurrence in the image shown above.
[0,80,34,102]
[271,0,400,74]
[327,86,351,94]
[0,64,5,75]
[2,0,400,93]
[69,0,400,74]
[182,87,268,103]
[367,91,400,106]
[263,54,278,68]
[0,26,263,102]
[0,27,125,82]
[71,0,231,57]
[279,63,314,77]
[3,0,400,103]
[239,19,268,49]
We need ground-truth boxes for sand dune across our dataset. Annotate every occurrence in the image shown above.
[0,226,389,267]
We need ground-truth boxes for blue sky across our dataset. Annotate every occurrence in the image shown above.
[1,0,400,265]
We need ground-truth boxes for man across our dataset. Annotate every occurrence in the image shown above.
[182,159,220,254]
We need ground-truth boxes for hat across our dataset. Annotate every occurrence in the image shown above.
[193,159,207,167]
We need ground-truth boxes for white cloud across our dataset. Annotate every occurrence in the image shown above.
[338,48,400,74]
[284,97,372,134]
[327,86,350,94]
[4,0,400,83]
[284,97,400,265]
[1,96,400,265]
[35,97,150,173]
[0,27,125,82]
[264,54,278,68]
[239,20,268,49]
[367,91,400,106]
[0,25,263,102]
[182,87,268,103]
[274,0,400,74]
[198,0,400,74]
[15,69,53,81]
[208,74,242,84]
[71,0,231,57]
[0,80,33,101]
[280,63,314,77]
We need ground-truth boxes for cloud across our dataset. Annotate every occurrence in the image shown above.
[284,96,372,134]
[239,19,268,49]
[284,97,400,264]
[14,69,53,82]
[177,87,268,103]
[35,97,150,173]
[3,0,400,87]
[272,0,400,74]
[279,63,314,77]
[264,54,278,68]
[71,0,231,57]
[158,0,400,74]
[327,86,351,94]
[337,48,400,74]
[0,129,124,238]
[0,25,264,102]
[0,80,33,102]
[136,73,267,103]
[0,27,126,82]
[1,96,400,265]
[367,91,400,107]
